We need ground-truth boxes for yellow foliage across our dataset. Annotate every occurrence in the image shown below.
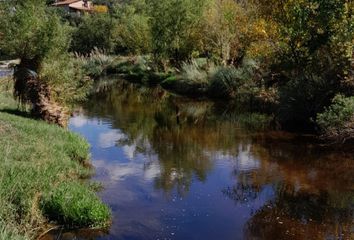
[202,0,280,63]
[93,5,108,13]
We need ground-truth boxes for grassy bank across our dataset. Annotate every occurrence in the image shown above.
[0,78,110,240]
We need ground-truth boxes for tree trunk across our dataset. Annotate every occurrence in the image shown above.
[13,58,69,127]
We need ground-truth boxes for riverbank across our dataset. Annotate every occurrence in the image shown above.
[87,54,354,143]
[0,77,110,240]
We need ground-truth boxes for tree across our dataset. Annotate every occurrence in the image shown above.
[111,0,152,55]
[148,0,206,67]
[0,0,91,126]
[202,0,249,65]
[246,0,354,125]
[71,13,115,54]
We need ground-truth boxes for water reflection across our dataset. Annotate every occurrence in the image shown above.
[45,81,353,240]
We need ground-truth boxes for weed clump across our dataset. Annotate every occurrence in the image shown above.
[41,182,111,228]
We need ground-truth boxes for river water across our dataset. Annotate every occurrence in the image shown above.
[45,81,353,240]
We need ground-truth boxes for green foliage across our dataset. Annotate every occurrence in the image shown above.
[278,74,336,124]
[76,48,115,79]
[269,0,354,126]
[112,1,152,54]
[317,95,354,130]
[209,60,259,99]
[71,14,115,54]
[148,0,206,65]
[276,0,351,63]
[0,0,70,65]
[276,0,353,78]
[41,182,111,228]
[40,53,93,105]
[180,60,209,83]
[0,0,92,111]
[316,95,354,142]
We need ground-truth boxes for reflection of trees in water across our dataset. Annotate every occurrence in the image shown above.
[244,187,353,240]
[219,137,354,240]
[84,81,353,238]
[83,81,249,195]
[222,181,261,205]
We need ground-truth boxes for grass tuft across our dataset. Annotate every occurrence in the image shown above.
[41,182,111,228]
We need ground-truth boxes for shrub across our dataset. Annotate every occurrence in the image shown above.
[76,48,115,79]
[316,95,354,143]
[180,60,208,84]
[40,53,93,105]
[208,59,258,99]
[278,74,336,126]
[41,182,111,228]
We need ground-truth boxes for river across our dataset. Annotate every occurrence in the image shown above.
[44,81,354,240]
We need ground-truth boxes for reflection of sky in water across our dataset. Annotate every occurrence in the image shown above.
[35,77,353,240]
[69,115,275,240]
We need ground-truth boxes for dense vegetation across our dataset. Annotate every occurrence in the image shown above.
[81,0,353,141]
[0,0,353,141]
[0,0,352,238]
[0,78,110,240]
[0,0,92,126]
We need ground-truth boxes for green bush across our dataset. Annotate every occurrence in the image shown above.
[40,53,93,105]
[180,60,208,84]
[41,182,111,228]
[77,48,115,79]
[209,67,241,98]
[208,60,258,99]
[316,95,354,142]
[278,74,336,125]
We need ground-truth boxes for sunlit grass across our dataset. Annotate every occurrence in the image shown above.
[0,77,110,239]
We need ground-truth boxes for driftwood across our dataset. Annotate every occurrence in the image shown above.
[13,67,69,127]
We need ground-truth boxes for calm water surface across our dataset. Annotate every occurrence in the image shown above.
[46,82,353,240]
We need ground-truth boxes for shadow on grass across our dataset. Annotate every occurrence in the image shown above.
[0,108,32,119]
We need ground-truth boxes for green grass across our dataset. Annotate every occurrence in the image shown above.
[0,223,27,240]
[41,182,111,228]
[0,77,110,239]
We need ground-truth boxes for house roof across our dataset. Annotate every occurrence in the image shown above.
[69,1,93,11]
[52,0,81,6]
[52,0,93,11]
